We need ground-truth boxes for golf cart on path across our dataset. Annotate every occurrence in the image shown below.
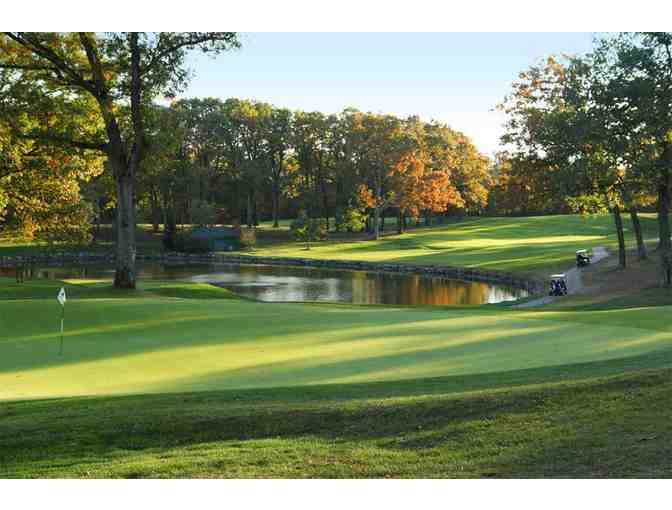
[549,274,568,296]
[576,249,591,267]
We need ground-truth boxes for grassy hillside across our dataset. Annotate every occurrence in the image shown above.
[249,214,660,276]
[0,277,671,477]
[2,368,670,478]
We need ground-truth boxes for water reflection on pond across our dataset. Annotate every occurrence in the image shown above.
[0,263,529,305]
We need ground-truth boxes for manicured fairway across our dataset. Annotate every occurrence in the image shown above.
[251,214,660,275]
[1,278,670,401]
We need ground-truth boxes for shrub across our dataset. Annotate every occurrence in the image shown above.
[290,211,328,249]
[335,206,367,232]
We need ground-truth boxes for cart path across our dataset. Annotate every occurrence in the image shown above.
[513,246,609,308]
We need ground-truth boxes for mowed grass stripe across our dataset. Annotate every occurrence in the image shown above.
[1,289,670,400]
[250,214,661,275]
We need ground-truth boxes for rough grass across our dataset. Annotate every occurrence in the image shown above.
[1,367,670,478]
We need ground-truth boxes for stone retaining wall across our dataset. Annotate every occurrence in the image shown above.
[0,251,544,294]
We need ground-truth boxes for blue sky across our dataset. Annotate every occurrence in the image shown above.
[181,33,597,156]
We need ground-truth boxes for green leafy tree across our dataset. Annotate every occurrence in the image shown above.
[266,107,293,228]
[189,199,216,228]
[588,33,672,282]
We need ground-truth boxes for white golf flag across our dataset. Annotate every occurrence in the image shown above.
[57,287,66,307]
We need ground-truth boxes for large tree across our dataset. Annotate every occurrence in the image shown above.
[265,107,293,228]
[500,54,644,269]
[0,32,239,288]
[589,33,672,283]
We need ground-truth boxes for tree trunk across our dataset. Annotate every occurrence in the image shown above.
[162,195,168,232]
[246,191,253,228]
[629,208,647,261]
[613,204,626,269]
[150,188,161,233]
[397,209,403,234]
[114,173,136,288]
[111,33,142,290]
[252,191,259,227]
[373,204,381,240]
[658,163,671,285]
[320,180,330,231]
[272,181,280,228]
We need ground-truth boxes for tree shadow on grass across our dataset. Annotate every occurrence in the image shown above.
[1,353,670,477]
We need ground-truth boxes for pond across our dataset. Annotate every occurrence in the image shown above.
[0,263,528,305]
[1,263,529,306]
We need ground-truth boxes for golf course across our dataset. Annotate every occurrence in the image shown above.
[1,215,671,478]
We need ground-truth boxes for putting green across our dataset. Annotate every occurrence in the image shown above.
[1,279,670,401]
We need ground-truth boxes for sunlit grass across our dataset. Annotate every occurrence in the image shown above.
[246,214,660,276]
[1,278,670,401]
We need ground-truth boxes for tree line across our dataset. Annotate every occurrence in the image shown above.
[133,98,492,241]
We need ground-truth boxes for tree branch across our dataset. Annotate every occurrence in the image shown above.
[77,33,107,96]
[15,130,107,151]
[141,33,238,77]
[4,32,95,93]
[0,62,60,72]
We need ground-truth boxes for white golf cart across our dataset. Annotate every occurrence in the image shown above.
[576,249,591,267]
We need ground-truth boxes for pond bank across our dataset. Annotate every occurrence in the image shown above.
[0,251,545,294]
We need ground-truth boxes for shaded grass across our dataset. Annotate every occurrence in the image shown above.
[1,367,670,478]
[0,277,238,301]
[0,225,162,257]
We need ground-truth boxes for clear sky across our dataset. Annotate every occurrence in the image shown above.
[181,33,597,156]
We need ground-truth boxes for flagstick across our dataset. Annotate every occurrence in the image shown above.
[59,304,64,356]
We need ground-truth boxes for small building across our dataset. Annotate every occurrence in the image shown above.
[190,227,241,251]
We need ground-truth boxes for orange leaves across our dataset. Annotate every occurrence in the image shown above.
[355,184,375,209]
[389,150,462,216]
